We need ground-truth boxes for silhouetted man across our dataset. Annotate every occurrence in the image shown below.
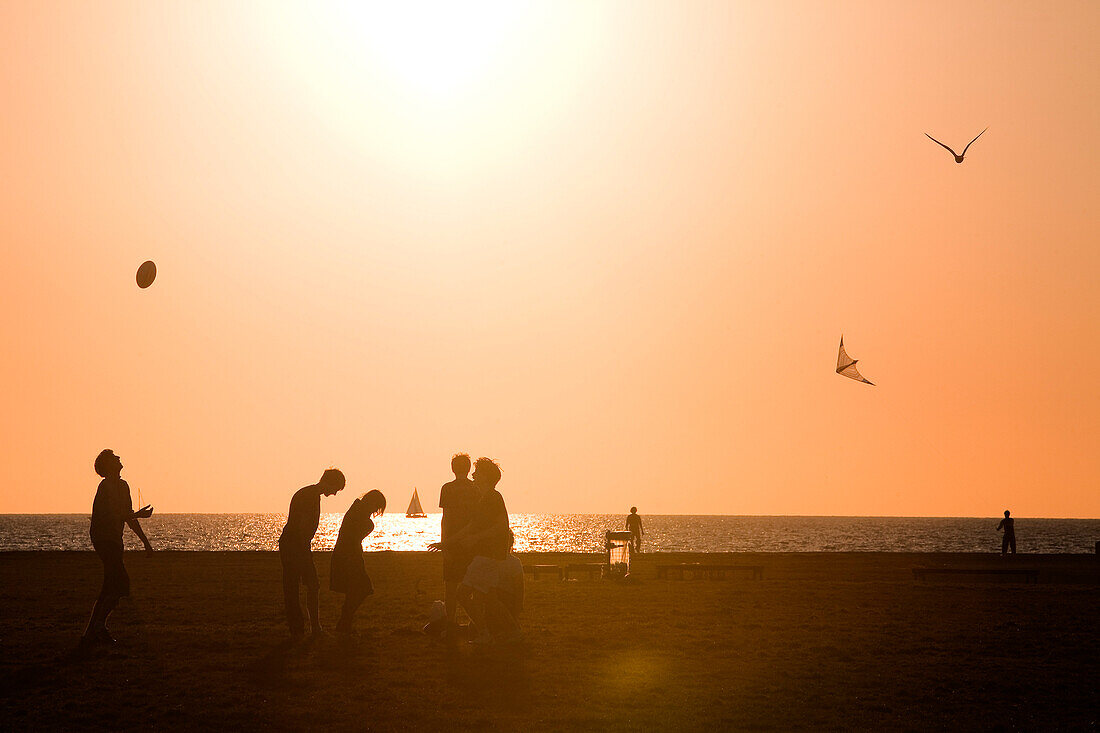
[997,510,1016,555]
[626,507,644,553]
[82,449,153,647]
[279,468,345,637]
[438,453,477,631]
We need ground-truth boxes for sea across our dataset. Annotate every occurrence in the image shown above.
[1,514,1097,553]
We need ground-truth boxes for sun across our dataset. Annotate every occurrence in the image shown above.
[332,1,533,101]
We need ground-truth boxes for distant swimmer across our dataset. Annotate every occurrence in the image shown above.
[925,128,987,163]
[626,507,645,553]
[996,509,1016,555]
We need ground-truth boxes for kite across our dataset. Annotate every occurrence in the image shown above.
[836,336,874,385]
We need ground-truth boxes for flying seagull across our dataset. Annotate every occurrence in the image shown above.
[925,128,987,163]
[836,336,874,385]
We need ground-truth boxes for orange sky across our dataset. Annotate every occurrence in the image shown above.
[2,1,1097,516]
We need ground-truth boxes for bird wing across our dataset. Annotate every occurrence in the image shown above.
[961,127,987,156]
[924,133,959,157]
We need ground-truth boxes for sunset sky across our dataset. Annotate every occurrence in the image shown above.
[2,1,1097,516]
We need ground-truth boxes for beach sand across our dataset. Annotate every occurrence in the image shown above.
[0,551,1096,730]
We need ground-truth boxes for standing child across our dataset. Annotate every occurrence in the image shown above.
[331,490,386,635]
[437,453,477,632]
[82,449,153,646]
[279,468,345,637]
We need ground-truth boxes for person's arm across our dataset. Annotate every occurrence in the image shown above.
[430,519,476,551]
[640,517,645,536]
[996,519,1004,531]
[121,482,153,553]
[127,517,153,553]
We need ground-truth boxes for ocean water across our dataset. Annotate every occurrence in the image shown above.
[0,514,1097,553]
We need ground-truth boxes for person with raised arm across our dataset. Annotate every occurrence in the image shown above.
[81,450,153,647]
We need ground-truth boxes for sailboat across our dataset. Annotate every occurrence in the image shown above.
[406,488,427,518]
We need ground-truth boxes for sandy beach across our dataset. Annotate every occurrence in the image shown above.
[0,551,1096,730]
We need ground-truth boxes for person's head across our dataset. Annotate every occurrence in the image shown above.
[318,468,346,496]
[471,457,501,490]
[451,453,471,478]
[1004,510,1011,517]
[630,506,638,515]
[95,449,122,478]
[361,489,386,517]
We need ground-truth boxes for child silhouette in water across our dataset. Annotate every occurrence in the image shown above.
[82,450,153,647]
[331,490,386,635]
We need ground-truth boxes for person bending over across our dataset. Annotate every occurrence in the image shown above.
[279,468,345,637]
[331,490,386,635]
[82,449,153,647]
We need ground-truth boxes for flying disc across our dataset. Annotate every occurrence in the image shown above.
[136,260,157,289]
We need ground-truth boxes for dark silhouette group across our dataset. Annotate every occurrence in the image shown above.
[80,448,1025,647]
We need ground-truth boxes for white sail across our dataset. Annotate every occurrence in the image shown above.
[406,488,426,517]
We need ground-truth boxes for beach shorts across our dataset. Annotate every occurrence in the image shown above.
[442,549,474,583]
[462,556,504,595]
[279,543,318,589]
[330,549,374,597]
[93,540,130,598]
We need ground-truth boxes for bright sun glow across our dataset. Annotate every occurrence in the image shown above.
[334,1,533,100]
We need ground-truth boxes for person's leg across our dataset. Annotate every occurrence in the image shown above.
[336,590,368,633]
[1002,535,1008,555]
[460,585,492,642]
[1009,535,1016,554]
[83,591,117,640]
[445,581,460,624]
[303,554,322,634]
[281,554,305,635]
[485,591,520,639]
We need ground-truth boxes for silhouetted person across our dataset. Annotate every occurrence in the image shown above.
[438,453,477,631]
[82,450,153,647]
[331,489,386,635]
[430,457,518,645]
[279,468,345,637]
[997,509,1016,555]
[626,506,644,553]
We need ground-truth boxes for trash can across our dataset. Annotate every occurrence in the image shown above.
[605,531,633,577]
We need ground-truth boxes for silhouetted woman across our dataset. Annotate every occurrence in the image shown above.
[331,489,386,634]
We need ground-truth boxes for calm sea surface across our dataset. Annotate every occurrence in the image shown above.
[1,514,1097,553]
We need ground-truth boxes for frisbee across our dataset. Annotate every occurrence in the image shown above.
[136,260,157,289]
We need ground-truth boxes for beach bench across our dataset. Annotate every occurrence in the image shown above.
[657,564,764,580]
[912,567,1040,584]
[563,563,604,580]
[523,564,563,581]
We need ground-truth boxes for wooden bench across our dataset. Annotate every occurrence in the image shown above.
[564,563,604,580]
[522,564,563,581]
[912,567,1040,583]
[657,564,764,580]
